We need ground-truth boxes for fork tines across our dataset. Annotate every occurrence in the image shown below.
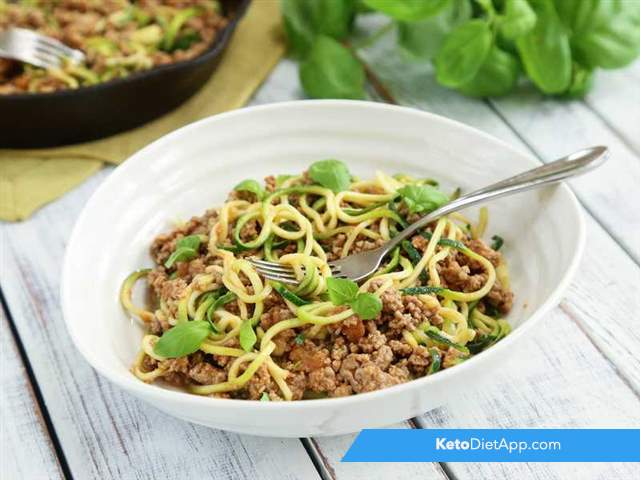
[1,28,85,70]
[249,258,343,286]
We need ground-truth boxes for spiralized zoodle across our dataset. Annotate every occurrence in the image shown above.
[121,163,514,401]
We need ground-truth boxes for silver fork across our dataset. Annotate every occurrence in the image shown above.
[0,27,85,69]
[250,146,608,285]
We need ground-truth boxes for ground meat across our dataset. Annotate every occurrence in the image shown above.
[287,372,307,401]
[486,281,514,314]
[330,337,349,371]
[336,315,365,343]
[307,366,337,393]
[465,239,502,267]
[380,288,438,334]
[289,342,330,372]
[443,347,465,368]
[188,362,226,385]
[338,354,403,394]
[408,346,432,376]
[246,364,277,399]
[358,326,387,353]
[389,339,413,357]
[149,315,171,335]
[411,235,429,251]
[260,293,293,329]
[438,256,487,292]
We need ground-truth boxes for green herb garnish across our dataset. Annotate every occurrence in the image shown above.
[164,235,202,268]
[308,159,352,193]
[397,184,449,215]
[154,320,211,358]
[326,277,382,320]
[491,235,504,251]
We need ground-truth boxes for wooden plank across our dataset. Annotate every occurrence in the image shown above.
[0,170,321,480]
[488,93,640,262]
[307,423,448,480]
[583,62,640,155]
[0,304,64,480]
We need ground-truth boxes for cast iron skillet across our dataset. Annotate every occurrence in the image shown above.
[0,0,251,148]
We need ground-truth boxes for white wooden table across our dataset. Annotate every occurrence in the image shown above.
[2,34,639,480]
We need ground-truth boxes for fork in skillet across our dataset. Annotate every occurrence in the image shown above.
[0,27,85,70]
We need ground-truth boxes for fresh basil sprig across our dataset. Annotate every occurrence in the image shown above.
[397,184,449,215]
[154,320,211,358]
[326,277,382,320]
[164,234,202,268]
[234,179,266,200]
[308,159,352,193]
[281,0,640,99]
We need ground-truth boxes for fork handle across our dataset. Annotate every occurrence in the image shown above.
[382,146,609,254]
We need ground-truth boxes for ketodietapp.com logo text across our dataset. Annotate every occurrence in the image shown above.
[435,436,561,454]
[342,429,640,462]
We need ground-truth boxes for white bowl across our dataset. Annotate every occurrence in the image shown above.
[62,101,584,437]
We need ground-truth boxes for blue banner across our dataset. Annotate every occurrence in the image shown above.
[342,429,640,462]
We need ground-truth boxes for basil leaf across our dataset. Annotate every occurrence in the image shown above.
[326,277,359,305]
[281,0,356,58]
[177,234,201,251]
[563,62,594,98]
[309,159,352,193]
[239,319,257,352]
[560,0,640,70]
[349,292,382,320]
[234,179,265,200]
[435,19,493,87]
[260,392,270,401]
[164,247,197,268]
[458,45,520,97]
[363,0,450,21]
[397,184,449,214]
[281,0,316,57]
[499,0,537,40]
[154,320,211,358]
[397,0,472,61]
[306,0,357,41]
[299,36,366,100]
[491,235,504,251]
[516,0,571,94]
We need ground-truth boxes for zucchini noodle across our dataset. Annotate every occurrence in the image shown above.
[121,165,513,401]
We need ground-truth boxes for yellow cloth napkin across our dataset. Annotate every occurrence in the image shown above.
[0,0,285,221]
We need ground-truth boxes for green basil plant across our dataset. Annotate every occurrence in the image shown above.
[281,0,640,99]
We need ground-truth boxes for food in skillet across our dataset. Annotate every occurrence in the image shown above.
[0,0,229,94]
[121,160,514,401]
